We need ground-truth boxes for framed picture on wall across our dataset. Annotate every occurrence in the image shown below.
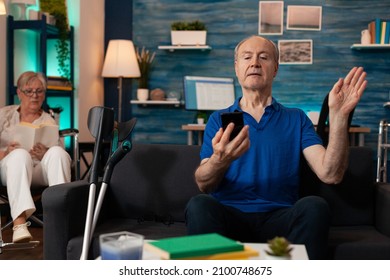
[278,39,313,65]
[258,1,284,35]
[287,6,322,31]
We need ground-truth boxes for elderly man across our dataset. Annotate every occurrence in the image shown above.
[185,35,367,259]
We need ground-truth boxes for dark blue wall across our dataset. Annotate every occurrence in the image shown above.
[126,0,390,151]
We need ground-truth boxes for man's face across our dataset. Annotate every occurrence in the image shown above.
[234,37,278,91]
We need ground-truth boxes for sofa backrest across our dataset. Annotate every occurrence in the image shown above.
[105,143,202,223]
[106,143,375,227]
[300,146,375,226]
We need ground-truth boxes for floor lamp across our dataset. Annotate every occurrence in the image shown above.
[102,40,141,122]
[0,0,6,15]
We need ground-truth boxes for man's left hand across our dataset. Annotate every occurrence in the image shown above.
[328,66,367,118]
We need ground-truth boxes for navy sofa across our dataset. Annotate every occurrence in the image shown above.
[42,144,390,259]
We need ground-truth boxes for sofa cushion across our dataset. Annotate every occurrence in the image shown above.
[321,147,375,226]
[300,146,375,226]
[103,144,201,222]
[328,226,390,259]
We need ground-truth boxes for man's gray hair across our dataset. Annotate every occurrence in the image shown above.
[234,35,279,64]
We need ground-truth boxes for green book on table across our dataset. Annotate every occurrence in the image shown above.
[144,233,244,259]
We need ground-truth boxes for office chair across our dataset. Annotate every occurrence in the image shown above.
[0,127,80,233]
[316,93,355,147]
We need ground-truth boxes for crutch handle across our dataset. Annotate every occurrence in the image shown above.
[102,140,132,183]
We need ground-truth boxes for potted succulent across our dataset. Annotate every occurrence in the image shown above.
[136,46,156,101]
[171,20,207,46]
[264,236,293,260]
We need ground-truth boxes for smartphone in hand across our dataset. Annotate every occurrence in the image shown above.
[221,112,244,141]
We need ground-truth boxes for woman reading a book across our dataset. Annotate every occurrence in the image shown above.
[0,71,71,243]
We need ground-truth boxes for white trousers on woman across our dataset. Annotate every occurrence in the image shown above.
[0,146,71,220]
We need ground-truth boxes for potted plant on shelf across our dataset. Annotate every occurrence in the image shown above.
[40,0,71,80]
[264,236,293,260]
[136,46,156,101]
[171,20,207,46]
[196,111,208,124]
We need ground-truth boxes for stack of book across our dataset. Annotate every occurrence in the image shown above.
[47,76,72,91]
[368,18,390,44]
[144,233,259,260]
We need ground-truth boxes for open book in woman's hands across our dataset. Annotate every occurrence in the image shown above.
[13,122,59,150]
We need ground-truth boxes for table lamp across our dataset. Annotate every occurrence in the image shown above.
[0,0,6,15]
[102,40,141,122]
[11,0,37,20]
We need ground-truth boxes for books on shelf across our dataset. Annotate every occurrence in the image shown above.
[47,76,72,91]
[385,22,390,45]
[381,21,387,44]
[144,233,250,260]
[13,122,59,150]
[368,18,390,45]
[375,18,382,44]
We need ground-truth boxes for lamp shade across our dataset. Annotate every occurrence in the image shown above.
[0,0,7,15]
[102,40,141,78]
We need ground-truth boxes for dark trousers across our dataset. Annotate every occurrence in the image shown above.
[185,194,330,260]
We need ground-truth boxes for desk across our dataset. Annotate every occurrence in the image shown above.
[181,124,206,145]
[319,126,371,146]
[346,126,371,146]
[142,242,308,260]
[181,124,371,146]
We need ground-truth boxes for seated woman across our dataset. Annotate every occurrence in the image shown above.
[0,71,71,243]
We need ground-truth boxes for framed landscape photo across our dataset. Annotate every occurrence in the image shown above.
[258,1,284,35]
[287,5,322,31]
[278,39,313,65]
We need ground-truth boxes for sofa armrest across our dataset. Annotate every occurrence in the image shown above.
[375,183,390,237]
[42,180,90,260]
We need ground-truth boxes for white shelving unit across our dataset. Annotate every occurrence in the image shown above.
[350,44,390,51]
[130,100,183,107]
[158,45,212,52]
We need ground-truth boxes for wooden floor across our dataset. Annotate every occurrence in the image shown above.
[0,226,43,260]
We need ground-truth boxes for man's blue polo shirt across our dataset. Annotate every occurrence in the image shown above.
[200,97,322,213]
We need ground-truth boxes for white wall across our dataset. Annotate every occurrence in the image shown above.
[0,14,6,107]
[0,0,9,107]
[68,0,105,142]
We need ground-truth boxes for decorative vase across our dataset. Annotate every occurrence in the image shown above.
[171,31,207,46]
[197,118,205,125]
[361,29,371,45]
[137,88,149,101]
[150,88,165,101]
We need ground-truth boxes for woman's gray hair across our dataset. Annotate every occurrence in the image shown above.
[17,71,47,90]
[234,35,279,64]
